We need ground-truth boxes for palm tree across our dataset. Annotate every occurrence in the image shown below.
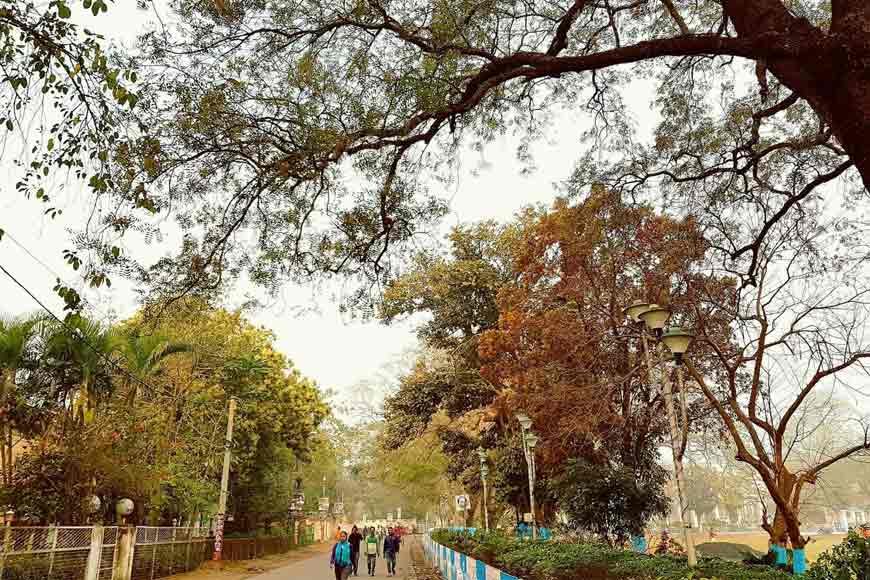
[112,332,191,402]
[0,315,40,484]
[41,316,116,427]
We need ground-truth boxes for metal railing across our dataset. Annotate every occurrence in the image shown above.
[131,527,213,580]
[0,526,116,580]
[0,523,317,580]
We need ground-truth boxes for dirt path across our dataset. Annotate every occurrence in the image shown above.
[169,537,426,580]
[168,542,333,580]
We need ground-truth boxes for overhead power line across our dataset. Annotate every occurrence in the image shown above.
[1,228,116,323]
[0,260,175,400]
[0,258,231,458]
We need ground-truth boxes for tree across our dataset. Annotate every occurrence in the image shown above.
[111,332,191,402]
[478,189,725,521]
[40,316,116,427]
[124,300,329,528]
[380,221,516,349]
[0,315,42,485]
[57,0,863,303]
[685,221,870,551]
[380,224,518,516]
[0,301,328,527]
[557,457,670,545]
[1,0,139,308]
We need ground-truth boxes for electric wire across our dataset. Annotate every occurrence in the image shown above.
[1,228,116,323]
[0,260,177,400]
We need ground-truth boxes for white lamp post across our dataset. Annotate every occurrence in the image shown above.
[627,303,697,567]
[660,325,697,567]
[638,305,671,337]
[516,413,538,540]
[477,447,490,532]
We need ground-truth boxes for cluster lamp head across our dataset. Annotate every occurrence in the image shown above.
[638,305,671,336]
[525,433,539,450]
[623,300,652,323]
[661,326,695,363]
[516,413,533,430]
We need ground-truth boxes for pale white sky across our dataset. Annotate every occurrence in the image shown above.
[0,2,656,406]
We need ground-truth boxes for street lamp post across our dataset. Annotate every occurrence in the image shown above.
[624,302,697,567]
[660,326,696,567]
[516,413,538,540]
[477,447,490,532]
[321,475,327,541]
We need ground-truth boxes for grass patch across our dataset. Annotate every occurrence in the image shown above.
[431,530,795,580]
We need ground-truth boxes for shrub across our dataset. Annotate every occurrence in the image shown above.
[430,530,794,580]
[3,557,64,580]
[806,530,870,580]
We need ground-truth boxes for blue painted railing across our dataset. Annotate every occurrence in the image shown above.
[424,532,523,580]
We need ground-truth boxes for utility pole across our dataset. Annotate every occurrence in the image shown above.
[212,397,237,561]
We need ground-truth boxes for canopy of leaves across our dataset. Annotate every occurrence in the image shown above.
[479,188,729,472]
[38,0,865,316]
[556,457,670,544]
[0,301,327,527]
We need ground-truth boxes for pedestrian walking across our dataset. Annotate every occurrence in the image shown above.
[331,531,353,580]
[365,528,380,576]
[383,528,400,577]
[349,525,363,576]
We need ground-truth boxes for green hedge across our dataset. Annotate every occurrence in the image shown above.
[430,530,794,580]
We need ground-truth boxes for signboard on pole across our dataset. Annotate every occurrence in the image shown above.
[319,497,330,513]
[455,495,469,512]
[335,502,344,515]
[387,512,394,522]
[523,512,533,523]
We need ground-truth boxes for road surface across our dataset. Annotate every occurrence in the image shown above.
[254,539,413,580]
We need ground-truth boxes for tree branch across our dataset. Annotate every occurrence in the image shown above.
[660,0,690,34]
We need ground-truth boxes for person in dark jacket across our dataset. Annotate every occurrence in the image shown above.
[330,531,352,580]
[348,525,363,576]
[383,528,400,577]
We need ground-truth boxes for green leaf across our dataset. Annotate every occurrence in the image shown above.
[57,2,72,18]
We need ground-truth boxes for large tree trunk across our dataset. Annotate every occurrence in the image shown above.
[726,0,870,186]
[828,3,870,183]
[763,468,808,551]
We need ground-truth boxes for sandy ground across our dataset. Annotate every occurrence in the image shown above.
[648,532,847,562]
[713,532,847,562]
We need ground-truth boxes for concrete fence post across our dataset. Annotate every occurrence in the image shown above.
[47,525,58,576]
[111,526,135,580]
[84,524,104,580]
[0,525,12,579]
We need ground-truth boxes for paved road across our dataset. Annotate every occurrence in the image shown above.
[255,540,412,580]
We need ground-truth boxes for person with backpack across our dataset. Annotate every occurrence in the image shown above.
[331,530,353,580]
[364,528,380,576]
[383,528,400,577]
